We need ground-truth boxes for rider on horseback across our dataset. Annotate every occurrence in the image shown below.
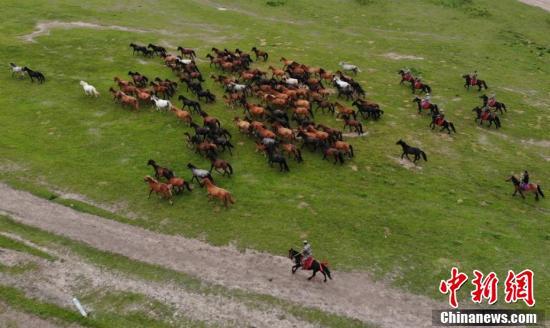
[301,240,314,270]
[470,70,478,85]
[521,170,530,190]
[488,93,497,107]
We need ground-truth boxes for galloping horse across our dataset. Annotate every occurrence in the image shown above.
[410,79,431,94]
[412,96,439,115]
[22,67,45,83]
[398,69,415,85]
[480,95,507,114]
[472,107,501,129]
[462,74,488,91]
[288,248,332,282]
[143,176,173,205]
[506,176,544,201]
[202,178,235,207]
[430,114,456,134]
[396,139,427,163]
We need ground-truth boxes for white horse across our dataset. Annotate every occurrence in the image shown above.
[9,63,24,78]
[228,82,248,92]
[283,76,299,86]
[338,61,361,74]
[332,76,351,90]
[176,57,193,65]
[79,81,100,97]
[151,96,172,111]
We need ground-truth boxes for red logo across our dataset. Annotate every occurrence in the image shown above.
[439,267,469,308]
[504,270,535,307]
[471,270,499,305]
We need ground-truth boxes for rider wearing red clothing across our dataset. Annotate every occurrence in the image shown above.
[301,240,314,270]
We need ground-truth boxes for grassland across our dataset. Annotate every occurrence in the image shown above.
[0,0,548,315]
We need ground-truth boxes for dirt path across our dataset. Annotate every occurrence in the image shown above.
[0,183,439,328]
[0,247,314,328]
[0,300,68,328]
[518,0,550,11]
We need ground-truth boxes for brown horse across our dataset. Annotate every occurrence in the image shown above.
[202,178,235,207]
[144,176,173,205]
[109,88,139,110]
[208,155,234,177]
[170,106,193,125]
[251,47,268,61]
[506,176,544,201]
[167,177,192,194]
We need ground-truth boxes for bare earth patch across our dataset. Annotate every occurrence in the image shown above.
[389,156,424,171]
[518,0,550,12]
[0,301,68,328]
[0,183,440,328]
[382,52,424,60]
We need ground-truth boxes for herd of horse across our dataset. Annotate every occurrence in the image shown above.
[8,44,543,210]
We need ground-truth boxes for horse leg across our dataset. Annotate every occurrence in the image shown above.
[308,269,317,281]
[148,189,153,198]
[405,154,412,161]
[322,271,327,282]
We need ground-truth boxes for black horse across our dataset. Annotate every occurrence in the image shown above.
[472,107,501,129]
[288,248,332,282]
[430,114,456,134]
[396,140,427,163]
[147,43,166,56]
[410,79,431,94]
[197,89,216,103]
[178,95,202,114]
[412,96,439,115]
[22,67,45,83]
[462,74,488,91]
[480,95,507,114]
[267,149,290,172]
[352,100,384,120]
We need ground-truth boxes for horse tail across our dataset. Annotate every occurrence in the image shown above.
[321,263,332,279]
[537,185,545,198]
[265,53,269,61]
[449,122,456,133]
[495,116,501,128]
[502,103,506,112]
[338,152,345,164]
[426,85,431,93]
[483,81,488,89]
[421,151,427,162]
[227,163,234,175]
[228,194,236,204]
[349,145,354,157]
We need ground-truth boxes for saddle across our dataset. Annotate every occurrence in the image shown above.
[470,78,478,86]
[302,256,314,270]
[435,117,444,125]
[414,81,422,89]
[520,183,533,191]
[488,99,496,107]
[481,111,491,120]
[421,100,431,109]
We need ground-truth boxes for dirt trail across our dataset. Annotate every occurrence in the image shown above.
[0,183,440,328]
[0,247,314,328]
[518,0,550,11]
[0,300,68,328]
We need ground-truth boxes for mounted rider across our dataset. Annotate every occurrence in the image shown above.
[487,93,497,107]
[520,170,530,190]
[414,76,422,89]
[301,240,314,270]
[469,70,478,85]
[422,93,431,108]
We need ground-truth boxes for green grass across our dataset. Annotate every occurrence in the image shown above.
[0,284,202,328]
[0,215,375,327]
[0,0,548,312]
[0,233,56,261]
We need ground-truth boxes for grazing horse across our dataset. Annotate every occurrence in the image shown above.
[147,159,174,180]
[187,163,214,185]
[472,107,501,128]
[410,79,431,94]
[144,176,173,205]
[396,139,427,163]
[398,69,415,84]
[412,96,439,115]
[480,95,507,114]
[251,47,268,61]
[506,176,544,201]
[22,67,45,83]
[79,81,100,97]
[9,63,25,78]
[202,178,235,207]
[462,74,488,91]
[430,114,456,134]
[288,248,332,282]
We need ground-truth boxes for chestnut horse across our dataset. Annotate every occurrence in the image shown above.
[202,178,235,207]
[506,176,544,201]
[144,176,173,205]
